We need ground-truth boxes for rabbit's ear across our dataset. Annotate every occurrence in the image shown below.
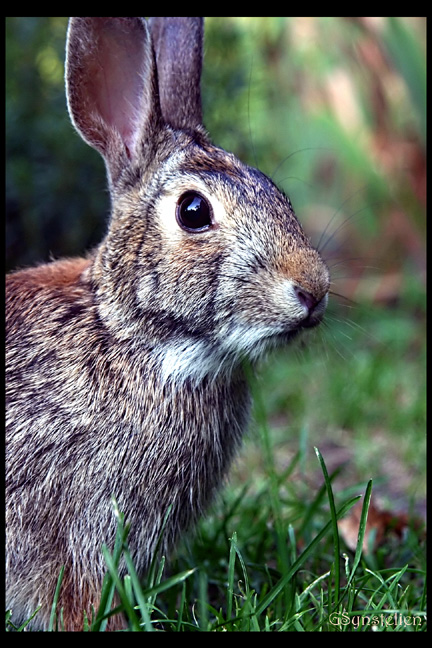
[148,17,203,130]
[66,17,161,181]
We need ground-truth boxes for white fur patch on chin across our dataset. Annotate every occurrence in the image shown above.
[155,338,230,384]
[153,322,284,385]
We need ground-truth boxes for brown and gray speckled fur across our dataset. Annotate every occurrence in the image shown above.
[6,17,330,630]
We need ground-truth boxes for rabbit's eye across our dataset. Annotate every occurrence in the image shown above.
[176,192,212,232]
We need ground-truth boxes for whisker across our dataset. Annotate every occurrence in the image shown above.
[328,290,357,306]
[247,56,259,170]
[271,147,334,185]
[326,255,369,269]
[318,321,354,362]
[318,201,382,257]
[275,174,315,192]
[315,185,369,252]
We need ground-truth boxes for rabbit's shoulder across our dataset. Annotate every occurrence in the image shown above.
[6,257,92,332]
[7,256,90,291]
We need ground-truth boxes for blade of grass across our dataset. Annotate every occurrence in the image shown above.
[255,494,361,617]
[122,556,153,631]
[176,580,188,632]
[146,504,173,589]
[365,564,409,611]
[346,479,373,588]
[298,466,343,539]
[6,606,42,632]
[198,568,209,630]
[48,565,65,631]
[314,446,341,607]
[227,532,237,621]
[142,567,196,599]
[101,544,142,631]
[91,498,129,632]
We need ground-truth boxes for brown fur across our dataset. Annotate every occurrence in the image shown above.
[6,18,330,630]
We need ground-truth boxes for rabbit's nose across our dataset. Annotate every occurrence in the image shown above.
[294,285,318,312]
[293,285,327,328]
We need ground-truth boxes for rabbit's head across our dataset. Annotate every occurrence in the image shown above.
[66,17,330,383]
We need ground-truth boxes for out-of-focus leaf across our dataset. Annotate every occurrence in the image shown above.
[382,17,426,144]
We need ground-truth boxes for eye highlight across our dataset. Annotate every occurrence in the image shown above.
[176,191,212,232]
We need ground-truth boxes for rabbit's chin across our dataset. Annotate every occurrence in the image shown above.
[152,320,312,386]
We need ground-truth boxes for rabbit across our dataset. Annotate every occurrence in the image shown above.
[6,17,330,631]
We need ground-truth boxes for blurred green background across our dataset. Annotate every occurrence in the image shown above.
[6,18,426,514]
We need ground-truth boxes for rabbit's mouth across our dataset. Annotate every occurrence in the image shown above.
[259,320,320,349]
[221,311,325,362]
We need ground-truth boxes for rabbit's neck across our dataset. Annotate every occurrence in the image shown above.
[150,337,238,385]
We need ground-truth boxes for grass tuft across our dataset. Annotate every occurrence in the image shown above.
[6,443,425,631]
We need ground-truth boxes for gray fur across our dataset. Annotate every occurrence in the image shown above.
[6,17,330,630]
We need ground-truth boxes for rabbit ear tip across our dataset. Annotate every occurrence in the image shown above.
[148,17,204,130]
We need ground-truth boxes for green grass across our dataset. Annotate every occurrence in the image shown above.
[12,448,423,632]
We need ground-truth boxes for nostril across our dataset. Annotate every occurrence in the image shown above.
[294,285,318,313]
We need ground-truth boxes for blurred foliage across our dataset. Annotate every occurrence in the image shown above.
[6,18,426,314]
[6,17,107,271]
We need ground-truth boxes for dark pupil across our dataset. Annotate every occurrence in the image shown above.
[178,192,211,230]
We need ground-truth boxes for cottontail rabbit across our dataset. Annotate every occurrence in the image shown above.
[6,17,330,630]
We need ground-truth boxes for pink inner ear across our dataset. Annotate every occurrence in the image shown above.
[83,19,151,158]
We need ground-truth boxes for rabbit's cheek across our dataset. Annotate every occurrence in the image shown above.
[137,273,156,305]
[224,273,327,346]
